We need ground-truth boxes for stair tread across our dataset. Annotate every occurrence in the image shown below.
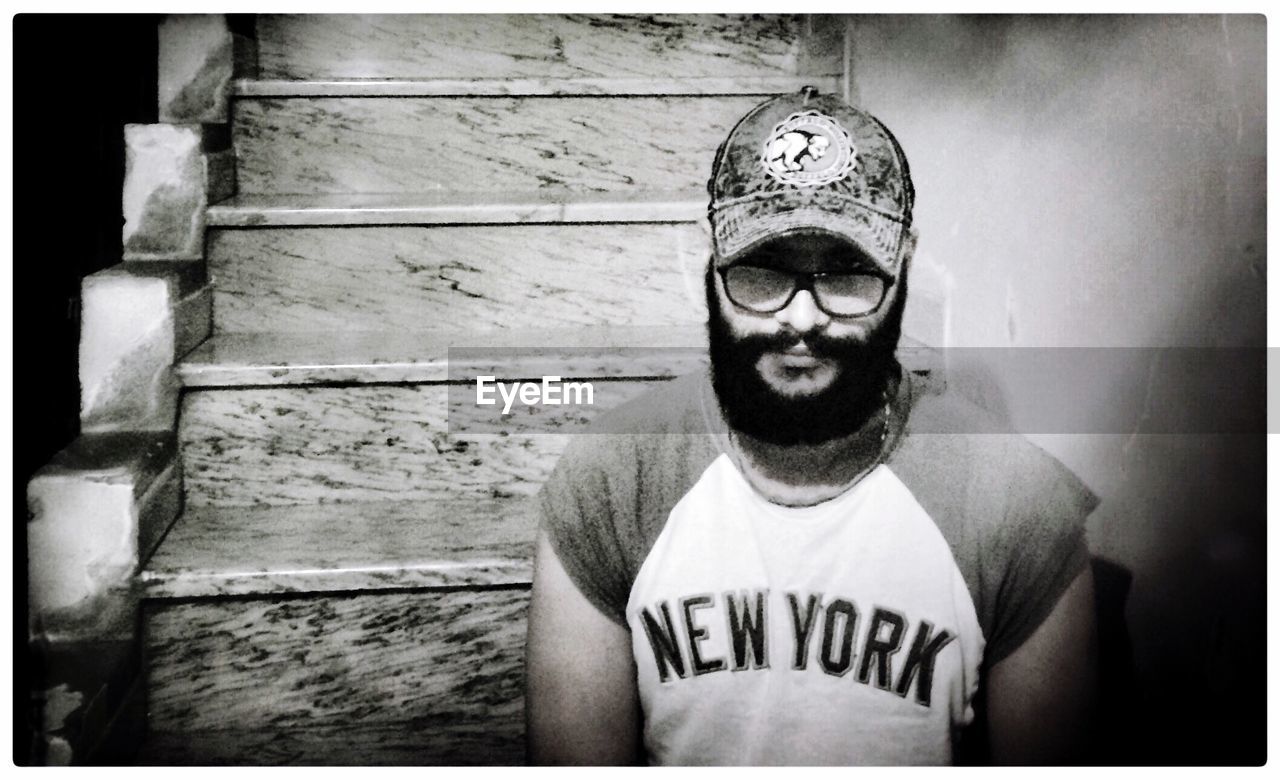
[235,75,842,98]
[207,190,706,227]
[142,498,536,598]
[177,326,709,387]
[138,718,523,765]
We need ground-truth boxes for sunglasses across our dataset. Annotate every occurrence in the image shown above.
[719,264,890,318]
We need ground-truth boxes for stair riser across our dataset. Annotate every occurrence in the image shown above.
[209,224,708,333]
[144,589,527,763]
[234,95,764,194]
[256,14,840,81]
[180,381,664,507]
[141,720,524,766]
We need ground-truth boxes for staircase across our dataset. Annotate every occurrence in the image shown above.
[126,14,856,765]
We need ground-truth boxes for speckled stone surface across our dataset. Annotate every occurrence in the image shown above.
[143,589,529,736]
[178,328,706,387]
[142,499,535,598]
[79,261,212,365]
[206,190,705,226]
[122,124,206,260]
[207,222,708,333]
[178,385,561,507]
[233,95,762,194]
[179,380,666,507]
[236,75,843,98]
[256,14,839,81]
[27,433,175,618]
[78,270,178,432]
[139,718,523,765]
[158,15,233,123]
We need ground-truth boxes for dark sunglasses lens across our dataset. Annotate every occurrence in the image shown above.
[814,274,886,316]
[723,266,795,312]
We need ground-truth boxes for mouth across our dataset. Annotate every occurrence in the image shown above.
[778,353,821,371]
[775,343,825,370]
[760,345,838,394]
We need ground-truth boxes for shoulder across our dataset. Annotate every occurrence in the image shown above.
[887,379,1098,664]
[587,371,709,436]
[890,381,1099,531]
[553,371,715,476]
[537,372,721,625]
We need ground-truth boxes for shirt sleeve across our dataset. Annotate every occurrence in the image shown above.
[537,433,637,628]
[982,440,1098,666]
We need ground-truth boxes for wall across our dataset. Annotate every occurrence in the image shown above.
[853,15,1265,763]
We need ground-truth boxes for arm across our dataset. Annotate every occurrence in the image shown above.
[525,530,643,765]
[985,566,1098,764]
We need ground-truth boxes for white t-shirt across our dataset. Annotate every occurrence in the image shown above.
[539,371,1095,766]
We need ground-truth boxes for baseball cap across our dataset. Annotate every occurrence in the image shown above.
[708,86,915,277]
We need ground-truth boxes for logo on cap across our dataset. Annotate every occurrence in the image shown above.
[761,110,858,187]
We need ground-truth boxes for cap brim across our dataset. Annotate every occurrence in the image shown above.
[712,201,905,277]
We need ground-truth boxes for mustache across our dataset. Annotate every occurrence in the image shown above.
[728,329,862,360]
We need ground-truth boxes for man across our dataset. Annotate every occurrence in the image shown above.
[525,87,1097,765]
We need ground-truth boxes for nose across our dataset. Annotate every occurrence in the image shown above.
[775,289,829,334]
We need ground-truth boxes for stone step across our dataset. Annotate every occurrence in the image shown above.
[234,75,843,98]
[142,588,527,764]
[232,94,766,194]
[142,499,535,598]
[206,214,709,334]
[139,499,536,764]
[143,579,527,762]
[175,327,706,507]
[255,14,844,82]
[139,719,524,766]
[178,327,708,387]
[206,190,705,227]
[179,379,565,507]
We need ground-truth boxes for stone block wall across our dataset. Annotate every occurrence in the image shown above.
[25,13,237,765]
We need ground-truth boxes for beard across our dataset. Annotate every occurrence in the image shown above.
[706,266,906,446]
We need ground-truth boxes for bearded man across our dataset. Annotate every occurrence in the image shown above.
[525,87,1098,766]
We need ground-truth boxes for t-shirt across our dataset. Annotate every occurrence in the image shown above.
[538,369,1096,766]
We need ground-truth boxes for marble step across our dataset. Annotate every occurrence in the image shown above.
[139,500,534,763]
[143,583,528,764]
[178,378,659,508]
[175,326,705,507]
[256,14,844,81]
[235,75,843,98]
[232,94,766,194]
[138,719,524,766]
[178,327,708,387]
[142,499,536,598]
[206,217,709,333]
[206,190,705,227]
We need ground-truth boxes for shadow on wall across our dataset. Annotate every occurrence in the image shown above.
[857,15,1266,764]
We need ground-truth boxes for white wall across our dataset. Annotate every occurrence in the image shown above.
[854,15,1265,761]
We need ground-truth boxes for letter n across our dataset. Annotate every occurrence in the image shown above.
[640,602,687,683]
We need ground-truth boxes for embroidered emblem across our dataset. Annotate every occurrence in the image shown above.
[761,111,858,187]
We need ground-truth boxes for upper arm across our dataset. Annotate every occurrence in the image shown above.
[525,529,642,765]
[984,566,1098,765]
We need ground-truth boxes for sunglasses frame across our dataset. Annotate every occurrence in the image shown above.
[718,264,893,319]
